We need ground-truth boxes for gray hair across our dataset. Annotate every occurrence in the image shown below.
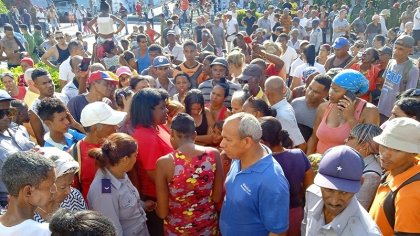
[1,151,55,197]
[225,112,262,141]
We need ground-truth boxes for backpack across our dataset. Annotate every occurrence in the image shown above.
[381,172,420,229]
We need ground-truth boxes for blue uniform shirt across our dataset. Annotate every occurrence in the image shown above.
[220,153,290,235]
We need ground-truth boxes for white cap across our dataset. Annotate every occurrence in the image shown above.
[40,147,80,178]
[225,11,233,16]
[80,102,127,127]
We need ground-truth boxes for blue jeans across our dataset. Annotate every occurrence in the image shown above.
[123,17,129,34]
[77,19,83,32]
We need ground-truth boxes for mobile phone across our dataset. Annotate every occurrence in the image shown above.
[345,90,357,101]
[80,57,91,71]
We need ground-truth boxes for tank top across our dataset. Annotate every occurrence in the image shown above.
[56,45,70,65]
[195,112,208,136]
[327,55,353,70]
[97,16,115,35]
[136,48,150,74]
[316,99,367,154]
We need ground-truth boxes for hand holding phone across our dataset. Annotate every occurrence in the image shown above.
[80,57,91,71]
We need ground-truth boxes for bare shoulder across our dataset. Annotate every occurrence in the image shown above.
[156,153,174,167]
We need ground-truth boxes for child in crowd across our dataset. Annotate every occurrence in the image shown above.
[102,40,120,70]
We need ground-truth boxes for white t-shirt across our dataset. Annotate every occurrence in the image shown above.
[58,57,74,83]
[0,219,51,236]
[226,18,238,35]
[163,44,185,62]
[292,62,326,85]
[413,10,420,30]
[290,57,304,78]
[299,17,308,29]
[36,12,46,23]
[280,46,298,74]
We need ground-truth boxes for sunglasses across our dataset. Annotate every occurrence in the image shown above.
[238,79,248,85]
[55,36,64,40]
[0,109,16,119]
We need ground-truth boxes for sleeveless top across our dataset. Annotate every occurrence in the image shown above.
[196,111,208,135]
[327,55,353,69]
[165,150,218,235]
[56,45,70,65]
[136,48,150,74]
[97,16,115,35]
[316,99,367,154]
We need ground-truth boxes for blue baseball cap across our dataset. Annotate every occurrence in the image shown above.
[332,37,350,49]
[153,56,171,68]
[314,145,364,193]
[0,89,14,102]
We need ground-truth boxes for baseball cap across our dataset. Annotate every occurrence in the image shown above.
[314,145,364,193]
[80,101,127,127]
[88,71,118,85]
[210,57,228,69]
[395,35,415,48]
[167,30,176,36]
[299,40,310,48]
[373,117,420,154]
[0,89,14,102]
[378,46,392,56]
[302,66,320,82]
[238,64,263,82]
[332,37,350,49]
[380,9,390,16]
[153,56,171,68]
[116,66,132,77]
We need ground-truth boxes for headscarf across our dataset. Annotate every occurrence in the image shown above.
[41,147,79,178]
[332,69,369,95]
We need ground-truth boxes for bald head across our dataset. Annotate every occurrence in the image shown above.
[265,76,286,104]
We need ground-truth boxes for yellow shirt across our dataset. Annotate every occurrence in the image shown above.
[24,89,39,108]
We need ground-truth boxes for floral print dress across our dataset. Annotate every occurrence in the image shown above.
[165,150,219,236]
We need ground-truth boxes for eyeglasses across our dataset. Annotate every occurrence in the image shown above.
[55,36,64,40]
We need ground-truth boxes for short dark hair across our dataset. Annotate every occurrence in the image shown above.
[129,75,149,90]
[183,40,197,50]
[313,74,332,91]
[136,34,147,43]
[68,40,82,54]
[373,34,386,46]
[1,151,55,197]
[245,97,277,117]
[171,113,196,135]
[149,44,163,54]
[19,24,28,30]
[395,98,420,122]
[50,209,116,236]
[184,89,205,115]
[3,24,13,31]
[34,24,42,30]
[37,97,66,121]
[130,88,164,127]
[174,72,192,89]
[31,68,49,82]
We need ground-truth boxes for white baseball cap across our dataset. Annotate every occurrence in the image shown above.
[80,102,127,127]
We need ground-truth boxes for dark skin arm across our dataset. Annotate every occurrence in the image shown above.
[29,110,45,146]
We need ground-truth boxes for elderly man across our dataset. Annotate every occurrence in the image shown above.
[237,64,266,101]
[257,10,272,39]
[58,40,86,89]
[0,151,55,235]
[265,76,305,147]
[325,37,353,71]
[301,145,382,235]
[370,118,420,235]
[219,112,289,236]
[332,9,349,42]
[0,90,35,207]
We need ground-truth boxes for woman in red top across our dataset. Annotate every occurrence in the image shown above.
[156,113,223,235]
[1,73,26,100]
[347,48,380,102]
[206,83,231,122]
[130,88,173,236]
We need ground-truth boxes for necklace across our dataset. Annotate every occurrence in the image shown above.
[36,206,54,218]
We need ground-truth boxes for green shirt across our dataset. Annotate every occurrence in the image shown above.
[349,4,363,23]
[23,32,39,63]
[33,31,44,50]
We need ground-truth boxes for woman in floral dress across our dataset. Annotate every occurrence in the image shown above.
[156,113,224,235]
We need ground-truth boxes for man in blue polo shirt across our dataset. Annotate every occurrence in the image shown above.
[219,112,289,236]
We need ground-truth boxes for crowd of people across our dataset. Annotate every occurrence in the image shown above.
[0,0,420,235]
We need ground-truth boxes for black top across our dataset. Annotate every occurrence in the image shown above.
[56,44,70,65]
[195,111,208,136]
